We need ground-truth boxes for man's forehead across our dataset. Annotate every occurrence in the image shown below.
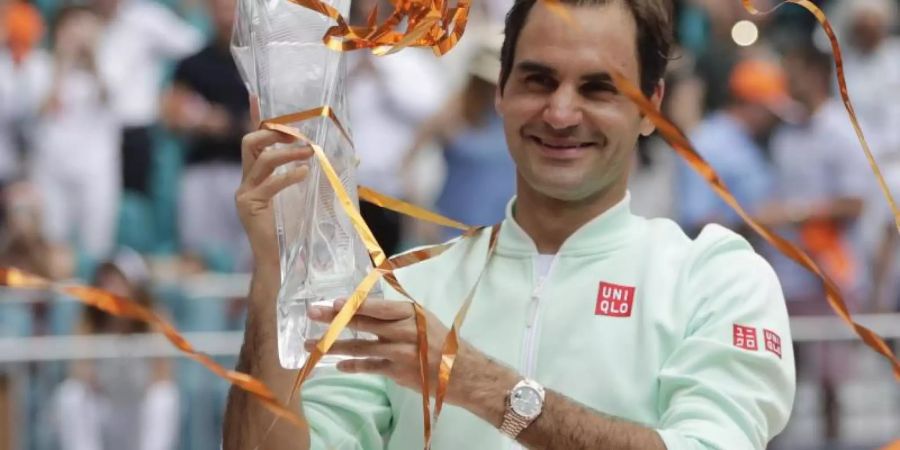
[514,1,639,75]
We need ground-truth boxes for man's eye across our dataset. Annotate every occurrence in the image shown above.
[581,82,617,96]
[524,74,556,90]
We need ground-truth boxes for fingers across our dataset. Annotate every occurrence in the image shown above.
[256,165,310,199]
[241,129,302,177]
[244,145,313,186]
[336,358,392,375]
[308,306,416,342]
[308,339,409,360]
[337,298,413,321]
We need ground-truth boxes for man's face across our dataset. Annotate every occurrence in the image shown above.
[496,1,661,202]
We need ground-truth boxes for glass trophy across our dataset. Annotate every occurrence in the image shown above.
[232,0,379,370]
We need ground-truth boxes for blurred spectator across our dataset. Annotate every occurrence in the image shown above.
[93,0,203,198]
[347,0,447,253]
[161,0,249,269]
[28,5,119,260]
[0,181,73,279]
[684,0,742,112]
[629,49,705,219]
[676,56,793,237]
[402,27,514,241]
[824,0,900,313]
[52,248,179,450]
[760,44,872,441]
[762,44,870,313]
[0,0,45,186]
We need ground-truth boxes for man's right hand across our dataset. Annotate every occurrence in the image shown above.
[225,124,315,450]
[235,130,313,270]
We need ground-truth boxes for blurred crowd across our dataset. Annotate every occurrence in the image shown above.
[0,0,899,448]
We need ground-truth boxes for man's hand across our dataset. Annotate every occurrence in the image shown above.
[235,129,313,270]
[307,299,667,450]
[306,298,451,394]
[224,99,316,450]
[306,298,519,409]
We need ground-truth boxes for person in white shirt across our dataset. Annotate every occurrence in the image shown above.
[93,0,203,197]
[29,5,120,259]
[822,0,900,302]
[760,43,872,442]
[347,49,446,253]
[0,0,46,185]
[52,248,180,450]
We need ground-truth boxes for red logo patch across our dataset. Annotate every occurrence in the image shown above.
[595,282,635,317]
[733,324,758,351]
[764,329,782,358]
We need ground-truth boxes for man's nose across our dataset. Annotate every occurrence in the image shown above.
[543,85,582,130]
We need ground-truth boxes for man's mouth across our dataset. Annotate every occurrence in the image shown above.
[530,136,596,158]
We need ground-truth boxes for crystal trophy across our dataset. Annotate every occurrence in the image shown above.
[232,0,379,369]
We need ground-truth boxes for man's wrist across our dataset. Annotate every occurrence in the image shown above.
[448,347,520,428]
[252,259,280,281]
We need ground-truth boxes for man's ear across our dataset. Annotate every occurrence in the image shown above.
[639,79,665,136]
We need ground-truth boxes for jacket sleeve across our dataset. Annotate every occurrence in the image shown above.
[302,373,394,450]
[655,226,796,450]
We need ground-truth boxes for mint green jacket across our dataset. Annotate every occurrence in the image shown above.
[302,195,795,450]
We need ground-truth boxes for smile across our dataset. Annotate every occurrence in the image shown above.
[530,136,596,159]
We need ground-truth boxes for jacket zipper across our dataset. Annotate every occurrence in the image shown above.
[523,255,557,377]
[511,255,558,450]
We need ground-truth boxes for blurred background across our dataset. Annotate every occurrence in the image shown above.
[0,0,898,448]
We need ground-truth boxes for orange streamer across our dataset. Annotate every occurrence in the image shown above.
[285,0,470,56]
[431,224,500,444]
[610,70,900,380]
[6,3,898,450]
[260,111,495,449]
[0,268,308,429]
[740,0,900,233]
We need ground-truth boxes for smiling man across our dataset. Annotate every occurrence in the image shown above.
[223,1,796,449]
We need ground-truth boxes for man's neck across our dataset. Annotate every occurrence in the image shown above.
[513,179,627,254]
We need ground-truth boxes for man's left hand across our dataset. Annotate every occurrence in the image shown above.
[306,297,516,410]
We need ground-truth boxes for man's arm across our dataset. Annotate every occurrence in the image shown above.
[223,265,310,450]
[222,127,314,450]
[321,228,793,450]
[317,299,666,450]
[451,349,666,450]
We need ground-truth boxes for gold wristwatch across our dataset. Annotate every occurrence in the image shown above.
[500,379,545,439]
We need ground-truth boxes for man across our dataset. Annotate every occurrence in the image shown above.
[676,56,791,237]
[224,1,795,449]
[162,0,250,268]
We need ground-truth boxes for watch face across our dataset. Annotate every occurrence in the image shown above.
[510,386,542,418]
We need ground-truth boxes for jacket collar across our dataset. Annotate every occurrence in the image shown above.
[497,192,638,257]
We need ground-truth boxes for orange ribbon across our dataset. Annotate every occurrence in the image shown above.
[740,0,900,233]
[610,70,900,379]
[285,0,470,56]
[0,268,309,429]
[3,3,900,450]
[261,110,495,449]
[431,224,500,441]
